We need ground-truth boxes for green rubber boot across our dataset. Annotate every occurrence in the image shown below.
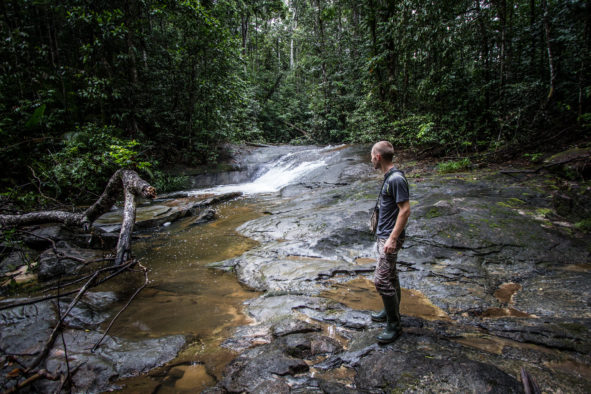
[371,308,387,322]
[376,295,402,344]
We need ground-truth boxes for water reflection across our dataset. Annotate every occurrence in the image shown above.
[320,277,451,321]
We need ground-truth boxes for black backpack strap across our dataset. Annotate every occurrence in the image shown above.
[374,176,388,210]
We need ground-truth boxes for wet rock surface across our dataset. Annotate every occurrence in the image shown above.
[208,145,591,393]
[37,241,104,281]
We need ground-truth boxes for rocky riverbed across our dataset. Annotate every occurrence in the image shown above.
[1,144,590,393]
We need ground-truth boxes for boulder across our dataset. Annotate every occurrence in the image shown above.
[219,345,308,392]
[37,241,103,281]
[545,146,591,180]
[354,347,522,393]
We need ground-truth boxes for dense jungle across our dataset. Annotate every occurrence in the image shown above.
[1,0,590,393]
[1,0,589,204]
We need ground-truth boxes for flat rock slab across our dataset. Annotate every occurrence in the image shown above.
[226,168,591,333]
[38,241,104,281]
[41,330,185,393]
[354,345,522,393]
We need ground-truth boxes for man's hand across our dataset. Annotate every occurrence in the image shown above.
[383,237,398,254]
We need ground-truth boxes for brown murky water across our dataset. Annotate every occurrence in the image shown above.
[108,199,263,392]
[478,307,536,318]
[320,277,451,321]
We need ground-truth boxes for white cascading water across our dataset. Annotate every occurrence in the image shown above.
[190,145,342,195]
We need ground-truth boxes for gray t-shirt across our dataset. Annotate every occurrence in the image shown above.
[376,168,409,239]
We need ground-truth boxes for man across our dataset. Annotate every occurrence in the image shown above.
[370,141,411,343]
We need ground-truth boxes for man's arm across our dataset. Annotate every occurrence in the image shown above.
[383,200,410,254]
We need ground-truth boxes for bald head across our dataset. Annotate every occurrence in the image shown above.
[371,141,394,162]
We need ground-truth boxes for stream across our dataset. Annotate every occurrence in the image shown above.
[1,144,590,393]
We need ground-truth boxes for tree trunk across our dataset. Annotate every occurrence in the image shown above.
[498,0,507,96]
[241,13,249,58]
[289,1,296,70]
[541,0,556,101]
[125,1,140,136]
[530,0,536,72]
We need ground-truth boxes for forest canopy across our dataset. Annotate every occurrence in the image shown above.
[1,0,590,203]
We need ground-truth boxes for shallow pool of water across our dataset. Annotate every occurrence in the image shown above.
[108,199,263,391]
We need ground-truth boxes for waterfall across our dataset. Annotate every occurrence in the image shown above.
[190,145,342,195]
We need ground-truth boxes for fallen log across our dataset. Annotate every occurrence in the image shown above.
[0,169,156,265]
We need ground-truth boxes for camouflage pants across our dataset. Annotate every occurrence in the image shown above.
[374,237,405,298]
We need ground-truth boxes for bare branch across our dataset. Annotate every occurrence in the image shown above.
[25,269,102,372]
[55,281,72,392]
[0,261,134,311]
[2,369,59,394]
[92,262,149,352]
[0,169,156,232]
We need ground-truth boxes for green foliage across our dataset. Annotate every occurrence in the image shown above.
[579,113,591,129]
[574,218,591,233]
[108,140,151,171]
[523,153,544,163]
[40,123,150,201]
[25,104,47,128]
[0,189,45,211]
[436,158,472,174]
[150,171,190,194]
[389,115,440,147]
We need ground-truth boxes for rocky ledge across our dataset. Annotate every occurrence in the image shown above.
[207,146,591,393]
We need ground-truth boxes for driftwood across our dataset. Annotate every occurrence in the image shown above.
[521,367,541,394]
[0,169,156,265]
[0,170,157,392]
[2,369,59,394]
